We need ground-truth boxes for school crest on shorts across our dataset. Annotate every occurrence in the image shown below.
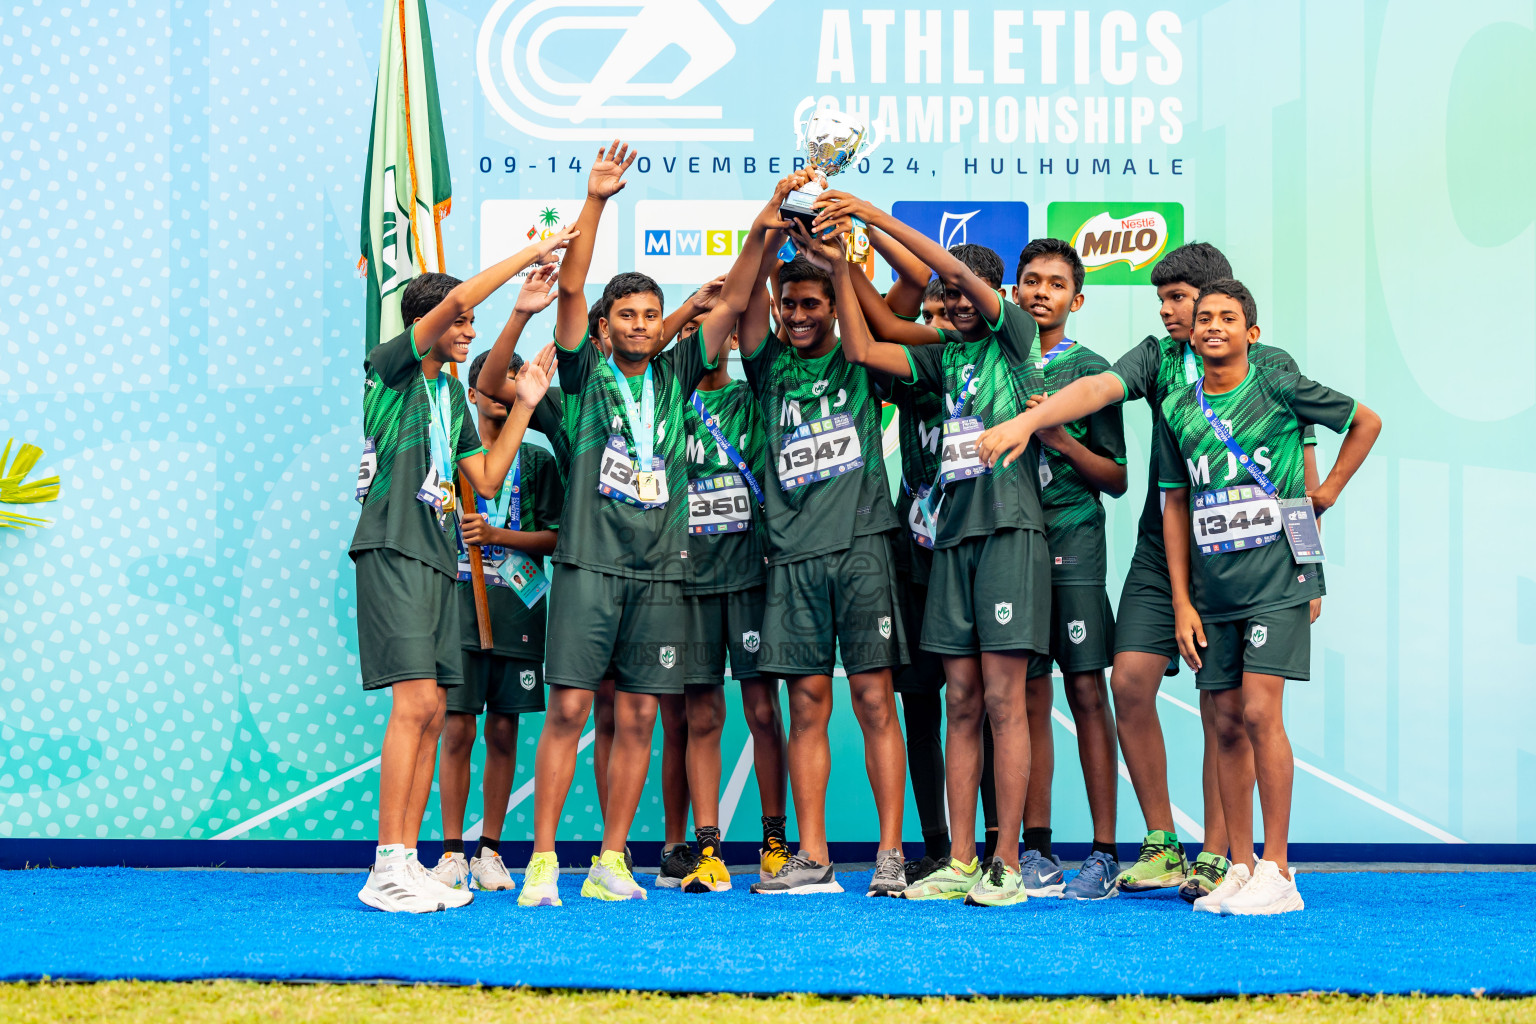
[742,630,761,654]
[660,645,677,669]
[995,602,1013,625]
[1068,620,1087,645]
[878,616,892,639]
[519,670,536,690]
[1249,625,1268,648]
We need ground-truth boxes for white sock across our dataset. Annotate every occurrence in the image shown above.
[375,844,405,871]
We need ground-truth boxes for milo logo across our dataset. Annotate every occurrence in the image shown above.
[1047,202,1185,286]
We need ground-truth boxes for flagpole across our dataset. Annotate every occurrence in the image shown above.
[397,0,494,651]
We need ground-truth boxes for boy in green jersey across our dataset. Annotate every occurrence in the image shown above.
[809,191,1048,908]
[350,228,572,914]
[737,232,910,898]
[975,242,1320,899]
[519,143,774,906]
[1158,280,1380,915]
[1010,239,1128,901]
[431,349,564,895]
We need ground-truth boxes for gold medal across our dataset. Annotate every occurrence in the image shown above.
[635,471,659,503]
[440,480,456,513]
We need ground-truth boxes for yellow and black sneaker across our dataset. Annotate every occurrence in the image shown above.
[760,834,791,882]
[683,842,732,893]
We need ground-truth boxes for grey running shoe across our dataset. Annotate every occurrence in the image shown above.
[654,842,698,889]
[1063,850,1121,901]
[867,847,907,898]
[749,853,844,894]
[1020,849,1066,897]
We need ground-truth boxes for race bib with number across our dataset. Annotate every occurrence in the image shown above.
[778,412,863,491]
[908,485,935,550]
[1192,485,1283,556]
[688,472,753,535]
[937,416,989,488]
[355,437,377,503]
[597,435,670,509]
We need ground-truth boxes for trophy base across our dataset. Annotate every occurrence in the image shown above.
[779,182,825,230]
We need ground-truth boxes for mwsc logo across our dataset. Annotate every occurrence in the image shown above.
[477,0,775,142]
[1047,202,1185,285]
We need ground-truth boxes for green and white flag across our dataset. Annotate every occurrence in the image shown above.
[360,0,453,353]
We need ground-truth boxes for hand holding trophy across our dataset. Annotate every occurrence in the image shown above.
[779,109,880,265]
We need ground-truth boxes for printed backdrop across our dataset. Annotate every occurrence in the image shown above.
[1,0,1532,853]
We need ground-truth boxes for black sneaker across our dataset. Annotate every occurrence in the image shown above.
[654,841,697,889]
[904,854,942,886]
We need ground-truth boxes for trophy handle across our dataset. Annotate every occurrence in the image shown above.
[855,129,882,168]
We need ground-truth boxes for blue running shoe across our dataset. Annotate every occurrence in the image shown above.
[1063,850,1121,901]
[1020,849,1066,897]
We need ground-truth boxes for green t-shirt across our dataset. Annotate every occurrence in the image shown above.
[1038,342,1126,586]
[456,443,565,658]
[1110,335,1314,571]
[1156,361,1356,621]
[682,379,769,595]
[551,333,712,581]
[350,326,486,577]
[887,380,946,586]
[743,332,899,565]
[902,299,1045,548]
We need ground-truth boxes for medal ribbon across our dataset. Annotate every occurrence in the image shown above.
[691,391,765,506]
[607,356,656,468]
[422,374,455,483]
[1195,377,1278,497]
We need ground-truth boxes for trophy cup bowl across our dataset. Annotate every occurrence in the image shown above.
[780,109,879,231]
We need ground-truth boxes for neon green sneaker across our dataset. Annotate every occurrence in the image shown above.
[581,849,648,901]
[964,858,1028,907]
[517,850,562,907]
[1179,852,1231,903]
[1115,830,1189,892]
[902,856,980,900]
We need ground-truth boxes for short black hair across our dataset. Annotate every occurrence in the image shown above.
[923,278,945,302]
[399,272,462,326]
[1197,278,1258,329]
[777,256,834,301]
[602,271,665,310]
[1017,237,1085,293]
[947,243,1005,288]
[587,296,609,341]
[1150,242,1232,291]
[467,350,522,392]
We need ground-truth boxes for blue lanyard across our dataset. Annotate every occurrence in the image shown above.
[1195,376,1277,497]
[422,375,454,481]
[1183,345,1199,384]
[691,391,765,506]
[1038,337,1074,369]
[478,451,520,531]
[948,363,980,419]
[607,356,655,467]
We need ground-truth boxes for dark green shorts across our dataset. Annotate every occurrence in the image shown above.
[354,549,463,690]
[1195,602,1312,690]
[1027,585,1116,678]
[922,529,1051,657]
[448,650,545,715]
[544,564,687,695]
[685,586,766,685]
[1113,546,1180,671]
[759,533,906,677]
[893,576,945,694]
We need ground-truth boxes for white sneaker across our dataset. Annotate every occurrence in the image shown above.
[432,851,470,890]
[409,855,474,908]
[469,850,518,891]
[1193,860,1250,914]
[1221,859,1304,916]
[358,863,446,914]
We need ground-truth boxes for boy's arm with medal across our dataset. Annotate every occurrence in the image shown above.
[475,263,559,408]
[556,140,636,352]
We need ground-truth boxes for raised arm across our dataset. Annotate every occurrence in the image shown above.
[661,275,725,346]
[458,344,557,497]
[478,263,558,406]
[845,258,942,347]
[414,229,574,357]
[790,223,912,380]
[867,225,932,319]
[739,230,786,359]
[813,190,1002,326]
[701,175,806,365]
[555,140,636,350]
[976,373,1126,468]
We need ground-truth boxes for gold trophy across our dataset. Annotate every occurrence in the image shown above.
[780,109,881,264]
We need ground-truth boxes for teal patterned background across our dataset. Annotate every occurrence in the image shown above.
[1,0,1532,853]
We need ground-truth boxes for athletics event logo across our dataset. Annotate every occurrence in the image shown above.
[1047,202,1184,285]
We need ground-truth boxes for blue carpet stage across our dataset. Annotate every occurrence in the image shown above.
[3,867,1533,996]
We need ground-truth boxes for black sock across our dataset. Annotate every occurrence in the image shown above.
[696,825,722,853]
[477,836,500,857]
[1091,840,1117,859]
[982,829,998,862]
[442,838,464,855]
[762,815,787,847]
[923,830,950,862]
[1023,827,1052,859]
